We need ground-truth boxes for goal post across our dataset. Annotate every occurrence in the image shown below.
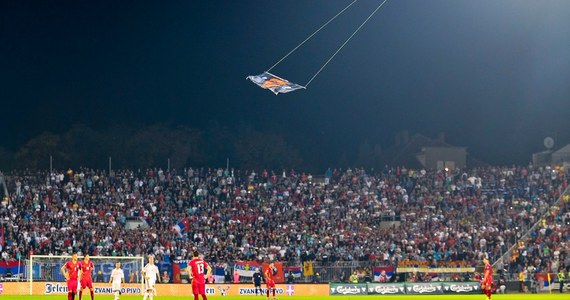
[29,255,144,295]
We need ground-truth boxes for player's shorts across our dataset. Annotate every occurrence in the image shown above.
[112,282,122,292]
[254,281,261,287]
[81,279,93,289]
[192,281,206,295]
[67,279,79,292]
[266,279,275,288]
[482,279,493,288]
[145,278,156,290]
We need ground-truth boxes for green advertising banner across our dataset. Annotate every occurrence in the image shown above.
[366,283,406,295]
[442,281,481,294]
[329,283,367,295]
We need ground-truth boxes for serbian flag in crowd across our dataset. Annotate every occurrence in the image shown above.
[0,261,24,275]
[373,266,395,281]
[213,266,226,283]
[535,273,556,291]
[234,261,261,277]
[172,219,190,236]
[284,266,302,279]
[262,262,284,283]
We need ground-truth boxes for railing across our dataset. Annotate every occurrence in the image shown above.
[492,183,570,268]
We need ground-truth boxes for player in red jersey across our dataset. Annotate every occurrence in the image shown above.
[79,254,95,300]
[481,256,493,300]
[61,252,83,300]
[264,263,277,300]
[187,250,212,300]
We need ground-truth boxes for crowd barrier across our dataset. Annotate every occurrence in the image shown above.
[0,282,329,296]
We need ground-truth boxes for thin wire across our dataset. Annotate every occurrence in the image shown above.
[305,0,389,87]
[266,0,358,73]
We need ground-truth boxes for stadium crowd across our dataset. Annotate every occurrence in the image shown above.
[0,165,568,277]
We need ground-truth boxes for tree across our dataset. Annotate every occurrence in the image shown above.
[15,132,68,169]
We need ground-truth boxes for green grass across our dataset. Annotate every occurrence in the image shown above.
[1,295,569,300]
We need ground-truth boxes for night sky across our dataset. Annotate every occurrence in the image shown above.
[2,0,570,165]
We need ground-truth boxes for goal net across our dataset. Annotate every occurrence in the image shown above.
[28,255,144,296]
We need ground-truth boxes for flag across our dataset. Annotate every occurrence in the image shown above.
[234,261,261,277]
[0,261,24,276]
[182,219,190,231]
[214,266,226,283]
[303,261,313,276]
[373,266,395,281]
[535,273,556,292]
[284,266,302,279]
[247,72,305,95]
[172,219,189,236]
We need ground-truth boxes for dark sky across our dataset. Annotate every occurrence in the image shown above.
[2,0,570,165]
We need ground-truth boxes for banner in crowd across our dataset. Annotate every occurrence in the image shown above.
[397,260,475,273]
[0,260,24,275]
[284,266,302,279]
[234,261,261,277]
[373,266,394,281]
[303,261,314,276]
[145,259,227,284]
[441,281,481,294]
[262,262,284,283]
[172,259,190,283]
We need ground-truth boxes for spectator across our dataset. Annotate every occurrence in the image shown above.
[312,272,320,283]
[162,271,170,283]
[286,272,295,284]
[0,165,567,284]
[349,271,358,283]
[378,270,388,283]
[497,276,507,294]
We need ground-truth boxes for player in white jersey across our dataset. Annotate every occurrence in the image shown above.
[109,261,125,300]
[142,256,161,300]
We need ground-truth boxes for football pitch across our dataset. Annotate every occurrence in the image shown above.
[2,295,568,300]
